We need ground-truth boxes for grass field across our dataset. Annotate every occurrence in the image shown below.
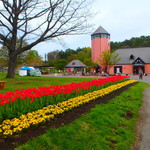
[0,73,96,94]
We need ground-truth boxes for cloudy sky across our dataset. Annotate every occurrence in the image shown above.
[33,0,150,58]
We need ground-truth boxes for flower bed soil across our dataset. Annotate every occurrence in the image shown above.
[0,83,136,150]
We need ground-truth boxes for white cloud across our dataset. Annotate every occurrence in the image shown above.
[34,0,150,57]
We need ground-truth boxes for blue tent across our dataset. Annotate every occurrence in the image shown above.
[20,66,34,70]
[19,66,34,76]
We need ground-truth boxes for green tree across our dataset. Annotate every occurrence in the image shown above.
[67,54,78,62]
[97,50,121,74]
[111,36,150,50]
[76,47,93,66]
[24,50,43,66]
[58,50,66,59]
[65,49,76,58]
[49,59,67,70]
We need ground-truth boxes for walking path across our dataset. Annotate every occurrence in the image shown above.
[139,87,150,150]
[130,76,150,150]
[129,75,150,84]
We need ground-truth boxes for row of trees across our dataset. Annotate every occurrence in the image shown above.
[47,47,95,70]
[111,36,150,50]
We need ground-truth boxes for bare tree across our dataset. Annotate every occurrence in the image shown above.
[0,0,93,78]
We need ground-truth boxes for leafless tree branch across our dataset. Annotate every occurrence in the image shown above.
[0,0,94,77]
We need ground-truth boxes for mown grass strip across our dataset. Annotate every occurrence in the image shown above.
[0,75,96,94]
[15,82,148,150]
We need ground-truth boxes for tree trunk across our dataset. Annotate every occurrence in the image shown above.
[106,65,109,75]
[6,54,17,78]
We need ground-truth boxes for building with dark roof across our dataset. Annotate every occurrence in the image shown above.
[65,60,87,74]
[109,47,150,75]
[65,60,87,68]
[91,26,110,37]
[91,26,150,75]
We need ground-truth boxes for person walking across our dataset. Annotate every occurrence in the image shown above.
[139,69,143,79]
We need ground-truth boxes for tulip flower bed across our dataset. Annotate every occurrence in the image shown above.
[0,79,137,137]
[0,76,128,105]
[0,76,129,124]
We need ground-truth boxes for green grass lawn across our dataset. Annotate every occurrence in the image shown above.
[0,73,96,94]
[15,82,148,150]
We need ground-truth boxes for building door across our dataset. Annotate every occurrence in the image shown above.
[114,66,122,74]
[133,66,144,75]
[132,57,145,75]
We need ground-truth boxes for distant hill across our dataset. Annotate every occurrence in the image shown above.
[110,36,150,50]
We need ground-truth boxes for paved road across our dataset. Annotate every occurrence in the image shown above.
[129,75,150,85]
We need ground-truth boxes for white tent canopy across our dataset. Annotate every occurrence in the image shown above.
[19,66,34,76]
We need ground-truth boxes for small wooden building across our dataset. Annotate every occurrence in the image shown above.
[65,60,87,75]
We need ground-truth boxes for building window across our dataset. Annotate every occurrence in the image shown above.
[130,54,134,60]
[91,33,110,39]
[91,34,101,39]
[114,66,122,74]
[101,34,109,38]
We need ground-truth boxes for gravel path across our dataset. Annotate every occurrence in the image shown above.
[130,76,150,150]
[139,87,150,150]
